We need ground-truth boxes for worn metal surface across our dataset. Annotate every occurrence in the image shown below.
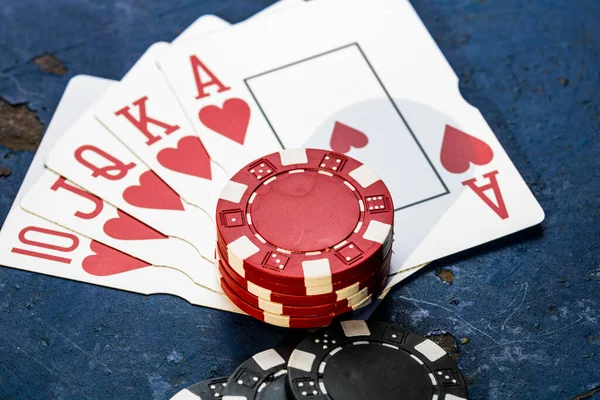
[0,1,598,399]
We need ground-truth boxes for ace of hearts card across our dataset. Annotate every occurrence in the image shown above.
[157,0,544,274]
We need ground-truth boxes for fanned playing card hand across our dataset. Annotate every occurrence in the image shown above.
[1,0,543,319]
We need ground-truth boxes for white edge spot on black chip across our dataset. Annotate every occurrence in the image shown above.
[288,349,315,372]
[414,339,447,362]
[445,395,468,400]
[253,348,285,371]
[340,320,371,337]
[169,388,199,400]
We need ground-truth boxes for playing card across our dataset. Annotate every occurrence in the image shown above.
[172,14,231,45]
[40,14,246,262]
[46,4,300,259]
[94,43,229,215]
[45,110,216,261]
[0,75,239,313]
[93,1,302,215]
[89,15,235,213]
[20,169,221,293]
[172,1,301,46]
[157,0,544,275]
[245,43,446,209]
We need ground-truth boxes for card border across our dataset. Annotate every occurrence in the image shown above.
[244,43,449,211]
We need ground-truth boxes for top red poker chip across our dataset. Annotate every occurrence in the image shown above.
[216,148,394,289]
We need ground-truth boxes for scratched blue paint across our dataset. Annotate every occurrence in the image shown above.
[0,1,598,399]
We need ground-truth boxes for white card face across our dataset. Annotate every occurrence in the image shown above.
[245,43,447,209]
[172,14,232,45]
[172,0,302,46]
[158,0,544,274]
[45,107,216,261]
[152,0,310,177]
[95,43,229,214]
[21,169,221,293]
[93,4,301,215]
[42,17,234,261]
[0,75,239,313]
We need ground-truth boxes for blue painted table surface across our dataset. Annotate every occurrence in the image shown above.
[0,1,598,399]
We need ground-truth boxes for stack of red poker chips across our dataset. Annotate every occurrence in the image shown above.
[215,148,394,328]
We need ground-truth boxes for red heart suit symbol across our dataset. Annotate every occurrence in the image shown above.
[83,241,150,276]
[440,125,494,174]
[198,98,250,145]
[103,209,167,241]
[157,135,212,180]
[329,121,369,154]
[123,170,184,211]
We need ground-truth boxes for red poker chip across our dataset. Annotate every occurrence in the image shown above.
[215,237,391,298]
[218,250,391,316]
[215,226,393,289]
[216,223,393,293]
[219,271,374,329]
[216,149,394,288]
[217,202,392,289]
[216,240,391,299]
[219,263,373,317]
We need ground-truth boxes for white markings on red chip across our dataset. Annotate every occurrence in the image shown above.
[279,148,308,165]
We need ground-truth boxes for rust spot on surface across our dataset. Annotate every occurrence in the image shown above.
[436,268,454,284]
[426,333,460,360]
[0,167,11,177]
[558,77,569,86]
[0,98,44,151]
[33,53,67,75]
[572,385,600,400]
[587,334,600,343]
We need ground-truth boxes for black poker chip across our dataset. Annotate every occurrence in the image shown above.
[286,320,468,400]
[223,347,293,399]
[170,376,229,399]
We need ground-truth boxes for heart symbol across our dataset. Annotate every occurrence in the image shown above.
[157,135,212,180]
[198,98,250,145]
[103,209,167,241]
[440,125,494,174]
[82,241,150,276]
[329,121,369,153]
[123,170,184,211]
